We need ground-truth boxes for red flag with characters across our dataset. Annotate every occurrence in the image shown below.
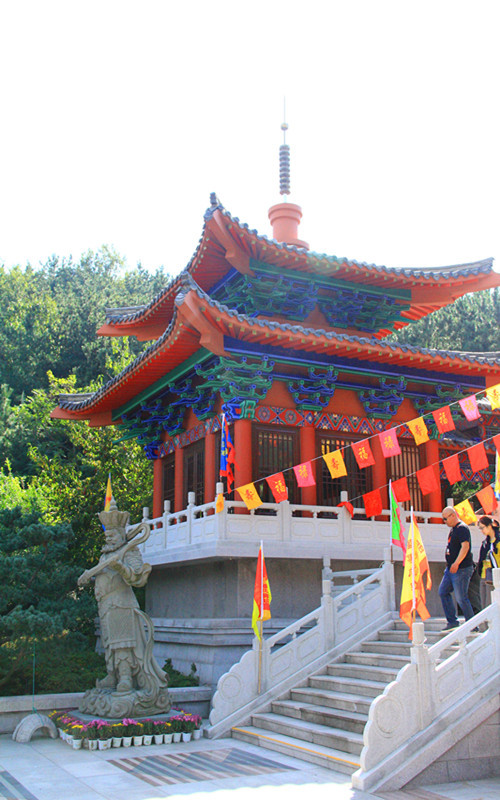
[266,473,288,503]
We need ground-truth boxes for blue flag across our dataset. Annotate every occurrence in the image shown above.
[220,415,235,492]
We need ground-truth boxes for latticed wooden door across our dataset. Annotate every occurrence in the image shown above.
[253,425,299,504]
[183,439,205,506]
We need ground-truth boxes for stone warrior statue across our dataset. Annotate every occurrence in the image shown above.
[77,499,170,718]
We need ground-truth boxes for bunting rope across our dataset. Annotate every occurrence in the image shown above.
[219,383,500,518]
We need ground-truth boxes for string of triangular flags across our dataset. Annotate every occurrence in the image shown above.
[217,384,500,521]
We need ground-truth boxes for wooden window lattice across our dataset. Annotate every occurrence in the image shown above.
[317,433,373,507]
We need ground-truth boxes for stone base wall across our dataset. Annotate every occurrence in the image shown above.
[406,707,500,787]
[151,617,293,688]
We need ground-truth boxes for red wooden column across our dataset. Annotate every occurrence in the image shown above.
[204,431,216,503]
[174,445,184,511]
[153,457,163,518]
[371,434,387,510]
[234,418,253,507]
[425,438,442,513]
[300,424,317,507]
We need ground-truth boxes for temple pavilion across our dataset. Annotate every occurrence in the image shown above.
[52,173,500,684]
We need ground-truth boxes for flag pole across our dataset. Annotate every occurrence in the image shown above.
[258,540,264,694]
[389,479,393,564]
[411,506,416,638]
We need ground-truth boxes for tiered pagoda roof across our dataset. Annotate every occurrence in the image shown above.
[52,197,500,427]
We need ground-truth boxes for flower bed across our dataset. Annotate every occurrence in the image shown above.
[48,709,202,749]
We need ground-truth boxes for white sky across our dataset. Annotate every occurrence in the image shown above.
[0,0,498,275]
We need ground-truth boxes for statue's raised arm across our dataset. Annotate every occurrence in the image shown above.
[78,498,170,719]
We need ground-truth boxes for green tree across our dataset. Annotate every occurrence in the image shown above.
[390,289,500,352]
[0,506,95,694]
[0,250,170,401]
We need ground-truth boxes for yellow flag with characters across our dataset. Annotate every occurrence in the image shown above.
[237,482,263,510]
[322,449,347,479]
[400,516,431,638]
[486,384,500,410]
[454,499,476,525]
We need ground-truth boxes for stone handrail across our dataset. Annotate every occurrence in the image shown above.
[138,495,463,564]
[207,560,395,738]
[352,568,500,793]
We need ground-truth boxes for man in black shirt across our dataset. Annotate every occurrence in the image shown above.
[439,506,475,632]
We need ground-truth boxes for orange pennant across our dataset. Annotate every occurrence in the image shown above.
[215,493,224,513]
[323,449,347,479]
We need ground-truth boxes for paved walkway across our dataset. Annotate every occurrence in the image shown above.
[1,733,499,800]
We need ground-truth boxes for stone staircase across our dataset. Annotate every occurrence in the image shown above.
[231,617,449,774]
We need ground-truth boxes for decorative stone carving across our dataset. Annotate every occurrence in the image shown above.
[12,713,58,742]
[77,499,170,719]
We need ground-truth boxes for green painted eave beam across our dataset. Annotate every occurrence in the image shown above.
[112,348,212,421]
[249,258,412,301]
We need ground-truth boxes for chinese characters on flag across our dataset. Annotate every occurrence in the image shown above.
[459,395,480,422]
[432,405,455,433]
[352,439,375,469]
[379,429,401,458]
[407,417,429,445]
[266,472,288,503]
[236,483,262,510]
[454,499,476,525]
[486,384,500,410]
[293,461,316,487]
[323,449,347,479]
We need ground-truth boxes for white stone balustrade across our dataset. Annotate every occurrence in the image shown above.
[207,561,395,738]
[136,496,479,566]
[351,567,500,792]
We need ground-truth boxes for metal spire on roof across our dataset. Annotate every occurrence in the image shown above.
[279,98,290,198]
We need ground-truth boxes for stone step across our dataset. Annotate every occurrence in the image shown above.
[327,661,401,683]
[344,651,409,670]
[378,629,442,644]
[250,711,364,755]
[231,725,360,775]
[360,640,412,656]
[393,618,446,632]
[290,686,373,715]
[271,699,367,734]
[309,673,385,698]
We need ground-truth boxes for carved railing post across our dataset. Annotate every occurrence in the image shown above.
[187,491,195,543]
[340,490,349,544]
[410,621,436,729]
[214,482,226,540]
[382,548,396,611]
[162,500,170,547]
[281,499,291,541]
[321,555,335,649]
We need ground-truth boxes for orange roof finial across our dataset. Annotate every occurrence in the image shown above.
[268,102,308,249]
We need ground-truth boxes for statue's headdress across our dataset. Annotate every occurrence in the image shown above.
[98,497,130,531]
